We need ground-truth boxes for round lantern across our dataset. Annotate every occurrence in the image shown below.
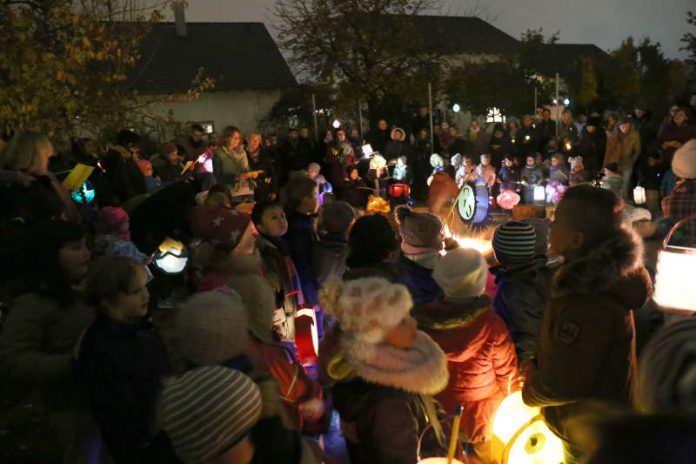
[491,391,564,464]
[388,183,410,199]
[653,216,696,313]
[633,186,646,205]
[153,237,188,274]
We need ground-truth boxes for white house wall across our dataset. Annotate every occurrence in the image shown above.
[145,89,281,135]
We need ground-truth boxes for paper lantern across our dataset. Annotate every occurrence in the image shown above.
[534,185,546,202]
[653,216,696,312]
[71,181,95,204]
[388,183,410,199]
[496,190,521,210]
[633,186,646,205]
[491,391,564,464]
[294,306,319,365]
[153,237,188,274]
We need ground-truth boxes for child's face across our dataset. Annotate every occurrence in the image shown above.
[105,266,150,320]
[573,164,584,173]
[384,315,417,350]
[349,169,359,180]
[308,166,319,179]
[259,207,288,237]
[59,238,91,283]
[526,157,535,166]
[300,187,319,214]
[551,158,560,167]
[166,150,179,163]
[481,157,490,166]
[648,157,659,167]
[143,165,153,176]
[504,159,513,167]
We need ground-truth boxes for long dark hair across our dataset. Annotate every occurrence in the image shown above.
[346,214,399,268]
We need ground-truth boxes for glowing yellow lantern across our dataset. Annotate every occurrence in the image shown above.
[633,186,646,205]
[491,391,564,464]
[153,237,188,274]
[653,216,696,312]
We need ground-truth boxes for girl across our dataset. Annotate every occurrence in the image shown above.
[320,277,450,463]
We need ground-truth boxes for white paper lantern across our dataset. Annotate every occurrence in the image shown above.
[534,185,546,202]
[654,217,696,312]
[633,186,646,205]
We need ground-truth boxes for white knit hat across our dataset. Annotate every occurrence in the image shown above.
[319,277,412,343]
[432,248,488,300]
[176,290,249,366]
[430,154,444,168]
[672,138,696,179]
[160,366,262,464]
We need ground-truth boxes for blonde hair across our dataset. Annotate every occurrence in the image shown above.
[1,132,53,173]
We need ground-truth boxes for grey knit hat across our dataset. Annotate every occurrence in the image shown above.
[394,205,444,250]
[493,221,537,266]
[160,366,262,464]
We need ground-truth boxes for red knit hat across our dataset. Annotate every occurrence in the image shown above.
[191,206,252,250]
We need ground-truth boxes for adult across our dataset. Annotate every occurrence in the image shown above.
[658,107,696,165]
[537,108,555,149]
[213,126,253,196]
[324,128,356,189]
[576,116,607,178]
[411,128,434,201]
[605,117,641,197]
[100,130,147,206]
[177,123,207,161]
[557,109,579,146]
[368,118,391,155]
[465,119,488,157]
[0,131,81,223]
[516,114,541,155]
[488,123,513,168]
[630,102,659,155]
[247,132,277,202]
[150,142,183,183]
[384,127,410,162]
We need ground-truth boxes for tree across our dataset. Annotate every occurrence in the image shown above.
[682,11,696,86]
[273,0,442,128]
[0,0,213,140]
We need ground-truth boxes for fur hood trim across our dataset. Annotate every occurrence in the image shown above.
[342,331,449,396]
[552,226,644,297]
[413,296,490,330]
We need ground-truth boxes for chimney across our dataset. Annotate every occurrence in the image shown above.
[172,1,187,37]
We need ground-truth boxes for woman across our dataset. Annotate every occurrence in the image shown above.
[77,256,175,463]
[320,277,450,463]
[213,126,255,200]
[0,219,96,463]
[0,132,81,223]
[658,107,696,165]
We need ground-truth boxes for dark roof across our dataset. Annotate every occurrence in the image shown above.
[128,22,296,94]
[405,15,521,54]
[534,43,609,74]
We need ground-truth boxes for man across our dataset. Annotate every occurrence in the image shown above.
[537,108,555,149]
[100,130,147,206]
[247,132,277,202]
[368,118,391,155]
[557,109,579,146]
[178,124,207,162]
[523,185,652,464]
[605,117,641,197]
[576,116,606,178]
[516,115,540,154]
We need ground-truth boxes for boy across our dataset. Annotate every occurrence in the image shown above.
[498,155,520,191]
[252,201,301,342]
[522,185,652,463]
[313,201,356,286]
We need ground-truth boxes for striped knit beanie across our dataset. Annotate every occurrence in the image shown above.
[160,366,262,464]
[493,221,537,266]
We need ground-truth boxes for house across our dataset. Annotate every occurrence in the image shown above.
[128,20,296,134]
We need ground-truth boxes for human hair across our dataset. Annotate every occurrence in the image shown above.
[1,132,53,173]
[347,214,399,267]
[283,174,317,211]
[444,165,456,180]
[191,123,204,133]
[22,219,85,305]
[559,185,623,249]
[251,201,283,227]
[85,256,143,313]
[220,126,241,148]
[115,129,141,148]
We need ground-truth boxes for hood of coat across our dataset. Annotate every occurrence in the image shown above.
[413,295,490,330]
[551,227,652,308]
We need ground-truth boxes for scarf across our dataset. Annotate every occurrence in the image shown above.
[329,331,449,396]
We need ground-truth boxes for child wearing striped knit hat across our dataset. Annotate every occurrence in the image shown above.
[490,221,552,362]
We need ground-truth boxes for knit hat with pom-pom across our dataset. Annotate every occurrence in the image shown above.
[394,205,443,251]
[319,277,412,343]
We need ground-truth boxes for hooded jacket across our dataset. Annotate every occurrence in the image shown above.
[414,296,518,443]
[605,128,641,172]
[522,228,652,444]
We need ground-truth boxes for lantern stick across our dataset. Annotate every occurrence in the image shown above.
[447,404,463,464]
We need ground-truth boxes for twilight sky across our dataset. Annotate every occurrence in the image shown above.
[178,0,692,59]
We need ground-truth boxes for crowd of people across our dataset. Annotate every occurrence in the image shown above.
[0,90,695,464]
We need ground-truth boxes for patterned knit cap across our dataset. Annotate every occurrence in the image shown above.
[493,221,537,266]
[160,366,262,464]
[191,206,252,250]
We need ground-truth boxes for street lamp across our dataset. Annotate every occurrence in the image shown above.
[452,103,461,113]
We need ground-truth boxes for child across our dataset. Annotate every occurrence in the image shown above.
[392,155,410,184]
[477,154,497,190]
[428,164,459,215]
[392,205,444,305]
[600,162,623,195]
[137,159,161,192]
[342,165,369,209]
[320,277,449,463]
[414,248,518,461]
[522,185,652,462]
[490,221,550,362]
[313,200,356,285]
[283,174,323,335]
[456,154,477,186]
[498,155,520,191]
[307,162,332,203]
[94,206,149,265]
[521,154,543,203]
[427,153,445,186]
[549,153,570,186]
[78,256,174,463]
[569,157,590,186]
[252,201,301,342]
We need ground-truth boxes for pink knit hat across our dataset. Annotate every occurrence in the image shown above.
[97,206,131,241]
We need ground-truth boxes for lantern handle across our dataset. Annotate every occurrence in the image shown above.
[662,215,696,249]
